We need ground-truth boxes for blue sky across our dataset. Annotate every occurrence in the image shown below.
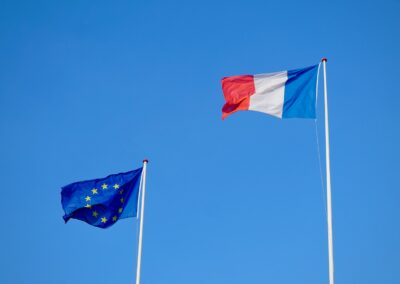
[1,0,399,283]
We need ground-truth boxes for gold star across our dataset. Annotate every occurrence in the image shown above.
[101,183,108,190]
[85,196,91,202]
[118,208,123,213]
[85,204,91,208]
[112,216,117,222]
[120,198,124,203]
[92,211,98,217]
[101,217,107,223]
[119,189,124,195]
[91,188,98,195]
[113,184,120,189]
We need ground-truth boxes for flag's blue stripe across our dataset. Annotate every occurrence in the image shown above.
[282,64,319,119]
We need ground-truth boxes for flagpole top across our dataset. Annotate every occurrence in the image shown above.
[143,159,149,164]
[321,58,328,62]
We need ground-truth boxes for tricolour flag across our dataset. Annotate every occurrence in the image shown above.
[221,64,319,119]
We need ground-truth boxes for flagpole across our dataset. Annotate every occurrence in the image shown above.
[136,159,148,284]
[322,58,334,284]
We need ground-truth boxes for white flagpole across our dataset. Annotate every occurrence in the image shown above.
[136,159,148,284]
[322,58,334,284]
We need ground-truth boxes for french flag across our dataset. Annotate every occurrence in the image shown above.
[221,64,319,119]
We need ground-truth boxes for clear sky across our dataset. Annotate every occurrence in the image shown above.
[1,0,399,283]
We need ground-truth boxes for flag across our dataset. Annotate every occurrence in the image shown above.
[61,168,143,229]
[221,64,319,119]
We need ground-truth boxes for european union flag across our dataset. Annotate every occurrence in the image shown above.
[61,167,143,229]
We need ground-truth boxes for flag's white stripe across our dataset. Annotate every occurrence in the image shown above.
[248,71,287,118]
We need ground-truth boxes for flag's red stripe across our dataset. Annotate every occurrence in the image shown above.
[221,75,255,119]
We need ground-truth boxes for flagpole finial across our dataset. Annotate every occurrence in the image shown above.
[322,58,328,62]
[143,159,149,164]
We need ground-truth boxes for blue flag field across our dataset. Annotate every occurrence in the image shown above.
[61,168,143,229]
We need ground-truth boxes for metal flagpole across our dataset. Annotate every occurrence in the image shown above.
[136,159,148,284]
[322,58,334,284]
